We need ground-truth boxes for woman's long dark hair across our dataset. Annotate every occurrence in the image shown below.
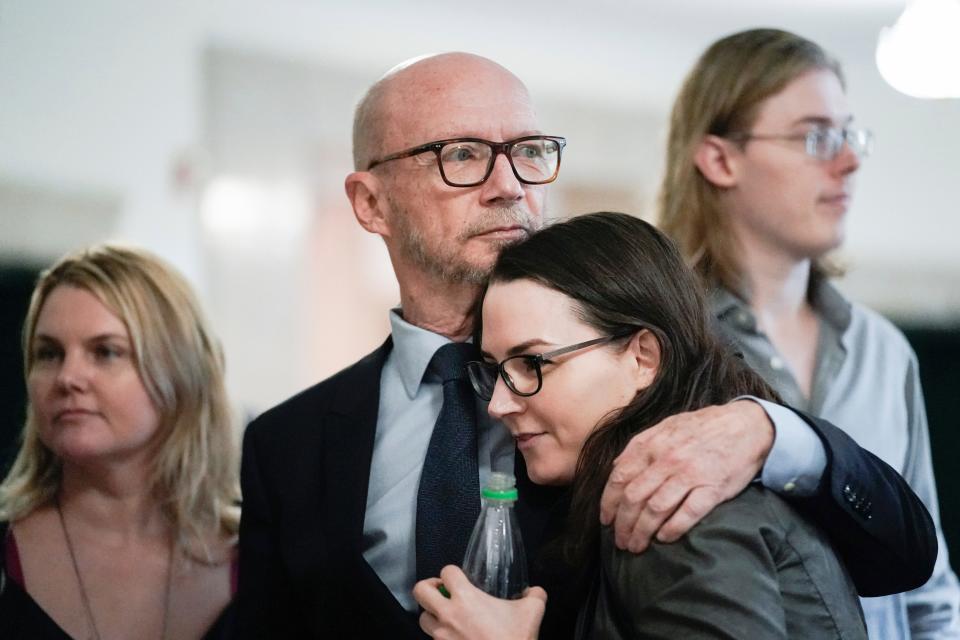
[481,212,778,574]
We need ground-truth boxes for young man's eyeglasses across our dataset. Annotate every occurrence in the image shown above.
[366,135,567,187]
[466,334,626,401]
[727,127,873,161]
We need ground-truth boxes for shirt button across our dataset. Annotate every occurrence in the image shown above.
[736,311,750,326]
[783,481,797,493]
[770,356,784,370]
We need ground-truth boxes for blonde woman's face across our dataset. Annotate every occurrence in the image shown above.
[27,285,162,468]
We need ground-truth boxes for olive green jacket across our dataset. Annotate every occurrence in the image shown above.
[576,486,867,639]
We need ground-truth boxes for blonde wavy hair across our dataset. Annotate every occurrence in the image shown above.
[658,28,844,294]
[0,244,240,557]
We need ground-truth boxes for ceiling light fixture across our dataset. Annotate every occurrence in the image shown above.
[876,0,960,99]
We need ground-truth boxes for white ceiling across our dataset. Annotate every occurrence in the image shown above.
[199,0,910,109]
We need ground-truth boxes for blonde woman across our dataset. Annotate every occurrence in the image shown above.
[0,245,240,639]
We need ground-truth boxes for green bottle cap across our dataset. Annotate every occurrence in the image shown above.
[481,486,518,500]
[482,472,518,501]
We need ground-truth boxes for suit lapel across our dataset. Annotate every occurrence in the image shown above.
[322,336,393,548]
[319,337,427,637]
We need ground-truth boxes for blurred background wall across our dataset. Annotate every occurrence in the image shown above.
[1,0,957,564]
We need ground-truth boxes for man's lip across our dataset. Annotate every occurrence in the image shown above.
[819,193,850,204]
[473,226,527,238]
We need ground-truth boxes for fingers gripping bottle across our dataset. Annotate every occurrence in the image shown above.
[462,472,528,599]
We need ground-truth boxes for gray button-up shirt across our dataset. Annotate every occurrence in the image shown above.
[713,282,960,639]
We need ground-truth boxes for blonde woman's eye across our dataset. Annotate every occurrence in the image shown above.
[94,344,125,361]
[33,345,61,362]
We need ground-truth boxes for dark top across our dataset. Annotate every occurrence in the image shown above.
[0,521,237,640]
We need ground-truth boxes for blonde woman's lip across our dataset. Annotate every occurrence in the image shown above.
[55,408,97,421]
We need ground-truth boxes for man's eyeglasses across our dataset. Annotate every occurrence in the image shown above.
[727,127,874,161]
[466,334,625,401]
[366,135,567,187]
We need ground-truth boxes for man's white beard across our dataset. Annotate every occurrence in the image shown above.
[391,204,539,285]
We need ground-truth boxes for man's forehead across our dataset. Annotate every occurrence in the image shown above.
[756,69,850,126]
[379,55,539,146]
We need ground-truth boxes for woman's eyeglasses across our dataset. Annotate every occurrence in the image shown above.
[466,334,627,401]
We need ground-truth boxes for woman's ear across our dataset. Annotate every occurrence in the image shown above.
[630,329,662,391]
[693,134,740,189]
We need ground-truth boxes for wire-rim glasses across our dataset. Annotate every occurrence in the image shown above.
[466,333,626,401]
[366,135,567,187]
[727,127,874,161]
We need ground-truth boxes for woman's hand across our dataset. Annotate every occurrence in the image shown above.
[412,565,547,640]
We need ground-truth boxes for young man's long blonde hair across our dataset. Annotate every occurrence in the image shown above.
[658,28,844,294]
[0,245,240,556]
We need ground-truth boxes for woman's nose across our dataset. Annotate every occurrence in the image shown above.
[487,376,523,419]
[55,351,89,392]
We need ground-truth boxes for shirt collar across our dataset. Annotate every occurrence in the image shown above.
[710,287,759,332]
[388,308,459,399]
[809,279,853,334]
[710,280,852,335]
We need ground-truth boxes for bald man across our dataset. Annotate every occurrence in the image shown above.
[237,53,936,639]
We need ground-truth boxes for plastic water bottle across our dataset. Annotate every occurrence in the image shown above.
[461,472,528,599]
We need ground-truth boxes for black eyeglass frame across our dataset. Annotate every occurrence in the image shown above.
[467,333,629,401]
[725,127,873,161]
[365,135,567,187]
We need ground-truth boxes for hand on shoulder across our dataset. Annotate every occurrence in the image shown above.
[599,400,773,552]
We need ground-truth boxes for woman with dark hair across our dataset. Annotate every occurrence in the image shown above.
[413,212,866,639]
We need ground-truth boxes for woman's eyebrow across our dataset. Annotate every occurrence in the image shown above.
[506,339,552,357]
[480,338,552,360]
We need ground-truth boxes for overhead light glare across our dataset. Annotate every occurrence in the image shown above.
[877,0,960,99]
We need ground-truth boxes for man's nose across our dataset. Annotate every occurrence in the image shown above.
[831,140,861,176]
[480,153,524,204]
[487,376,523,419]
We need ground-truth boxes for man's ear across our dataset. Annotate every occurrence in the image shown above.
[630,329,662,391]
[344,171,390,237]
[693,134,740,189]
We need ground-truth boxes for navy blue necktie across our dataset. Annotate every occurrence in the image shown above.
[415,342,481,581]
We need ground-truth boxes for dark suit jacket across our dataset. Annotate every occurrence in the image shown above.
[237,338,936,639]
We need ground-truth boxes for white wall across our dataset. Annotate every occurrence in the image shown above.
[0,0,205,279]
[2,0,957,413]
